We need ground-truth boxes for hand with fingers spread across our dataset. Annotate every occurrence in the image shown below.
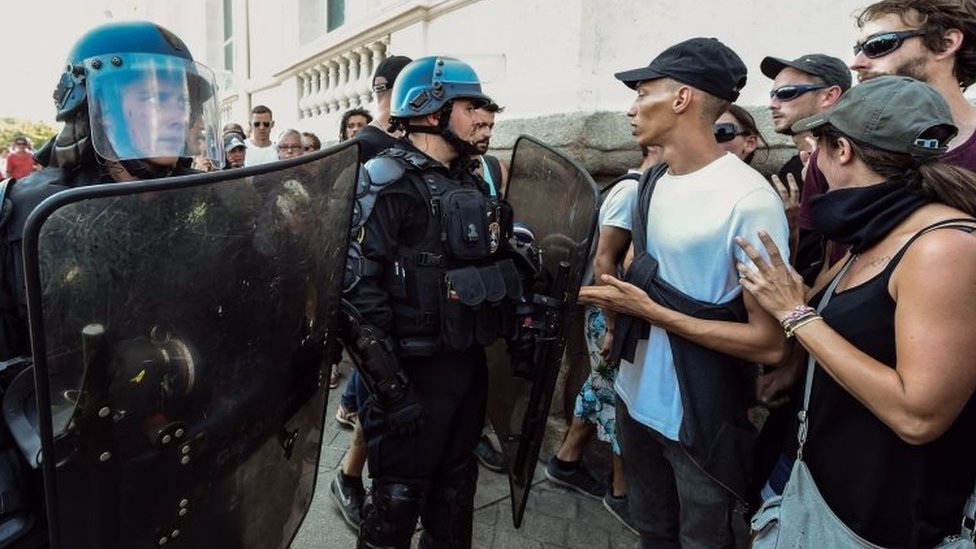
[734,231,806,321]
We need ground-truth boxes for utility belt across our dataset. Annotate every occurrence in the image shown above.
[391,257,523,356]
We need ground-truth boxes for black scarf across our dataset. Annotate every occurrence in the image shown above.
[809,181,930,253]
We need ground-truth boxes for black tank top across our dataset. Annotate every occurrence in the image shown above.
[805,220,976,548]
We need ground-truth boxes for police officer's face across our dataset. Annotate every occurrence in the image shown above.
[448,99,481,144]
[472,110,495,154]
[119,76,190,165]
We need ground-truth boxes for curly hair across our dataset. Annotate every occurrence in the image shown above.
[857,0,976,89]
[339,108,373,141]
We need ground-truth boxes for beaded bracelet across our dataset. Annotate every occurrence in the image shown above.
[785,314,822,338]
[778,305,817,327]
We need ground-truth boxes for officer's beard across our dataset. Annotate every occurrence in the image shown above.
[439,124,482,157]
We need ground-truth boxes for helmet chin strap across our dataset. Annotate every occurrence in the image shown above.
[402,100,481,157]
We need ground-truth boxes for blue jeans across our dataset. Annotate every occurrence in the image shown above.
[340,370,360,411]
[616,399,737,549]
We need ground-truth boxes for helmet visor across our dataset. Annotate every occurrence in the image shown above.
[86,53,223,166]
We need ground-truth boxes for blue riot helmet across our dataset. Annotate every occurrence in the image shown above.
[52,21,223,173]
[389,56,493,156]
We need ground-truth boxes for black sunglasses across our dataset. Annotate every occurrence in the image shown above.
[853,29,925,59]
[251,121,272,128]
[770,84,828,102]
[714,123,745,143]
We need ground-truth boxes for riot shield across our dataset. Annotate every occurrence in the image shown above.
[20,142,358,549]
[486,136,599,527]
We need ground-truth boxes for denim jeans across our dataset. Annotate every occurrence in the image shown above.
[340,370,360,411]
[616,399,737,549]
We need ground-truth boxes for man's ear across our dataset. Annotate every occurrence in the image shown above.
[937,28,965,60]
[672,85,693,114]
[821,85,844,109]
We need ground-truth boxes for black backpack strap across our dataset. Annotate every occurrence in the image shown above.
[630,163,668,252]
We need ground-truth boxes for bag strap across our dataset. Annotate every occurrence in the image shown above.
[796,255,854,461]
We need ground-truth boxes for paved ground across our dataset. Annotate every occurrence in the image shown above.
[290,373,639,549]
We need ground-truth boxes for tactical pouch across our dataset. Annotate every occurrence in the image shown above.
[440,189,490,260]
[475,264,506,345]
[441,266,485,350]
[495,259,524,339]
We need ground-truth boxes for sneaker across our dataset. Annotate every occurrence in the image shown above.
[603,492,639,535]
[474,436,506,473]
[335,404,358,429]
[330,471,365,531]
[329,364,341,389]
[544,456,604,499]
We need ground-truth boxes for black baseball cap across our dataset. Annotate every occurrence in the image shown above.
[373,55,413,93]
[761,54,852,91]
[615,37,747,102]
[792,76,957,158]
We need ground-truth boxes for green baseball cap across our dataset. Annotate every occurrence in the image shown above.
[792,76,957,158]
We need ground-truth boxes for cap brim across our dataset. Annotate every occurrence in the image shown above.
[614,66,666,89]
[792,113,830,133]
[760,56,792,80]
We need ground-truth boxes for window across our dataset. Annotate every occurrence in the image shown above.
[327,0,345,32]
[223,0,234,71]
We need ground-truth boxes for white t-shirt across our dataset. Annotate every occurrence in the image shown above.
[583,174,639,284]
[243,139,278,166]
[614,153,789,440]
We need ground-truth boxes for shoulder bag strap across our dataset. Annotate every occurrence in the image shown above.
[796,255,854,461]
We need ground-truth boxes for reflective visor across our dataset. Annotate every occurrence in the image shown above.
[86,52,223,166]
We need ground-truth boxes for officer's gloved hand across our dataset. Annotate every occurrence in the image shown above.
[376,384,425,436]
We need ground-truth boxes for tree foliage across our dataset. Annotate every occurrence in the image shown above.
[0,118,60,151]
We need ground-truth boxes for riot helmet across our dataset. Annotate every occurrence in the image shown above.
[389,56,493,156]
[52,21,223,174]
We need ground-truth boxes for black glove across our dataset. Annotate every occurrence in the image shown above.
[376,384,425,436]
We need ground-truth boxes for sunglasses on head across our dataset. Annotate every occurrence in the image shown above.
[769,84,828,102]
[252,121,272,128]
[853,29,925,59]
[714,123,746,143]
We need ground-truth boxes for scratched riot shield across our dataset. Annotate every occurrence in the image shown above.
[18,142,358,549]
[486,135,599,527]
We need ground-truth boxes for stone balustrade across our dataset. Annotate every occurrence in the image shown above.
[296,36,391,120]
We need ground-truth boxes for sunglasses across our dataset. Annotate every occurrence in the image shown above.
[304,145,317,152]
[252,121,272,128]
[853,29,925,59]
[714,123,746,143]
[769,84,828,102]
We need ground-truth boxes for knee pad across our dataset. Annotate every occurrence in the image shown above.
[359,480,428,548]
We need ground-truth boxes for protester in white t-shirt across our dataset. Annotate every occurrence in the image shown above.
[244,104,278,166]
[579,38,789,548]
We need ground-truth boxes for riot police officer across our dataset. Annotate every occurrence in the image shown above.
[340,56,529,549]
[0,20,223,546]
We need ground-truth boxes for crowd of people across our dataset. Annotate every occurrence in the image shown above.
[1,1,975,548]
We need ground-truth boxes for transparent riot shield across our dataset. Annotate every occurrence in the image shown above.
[20,142,358,549]
[486,136,599,527]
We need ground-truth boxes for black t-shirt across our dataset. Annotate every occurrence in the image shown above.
[354,125,398,164]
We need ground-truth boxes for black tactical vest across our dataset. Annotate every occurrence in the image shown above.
[373,150,522,356]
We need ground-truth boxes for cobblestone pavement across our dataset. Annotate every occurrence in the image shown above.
[290,372,639,549]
